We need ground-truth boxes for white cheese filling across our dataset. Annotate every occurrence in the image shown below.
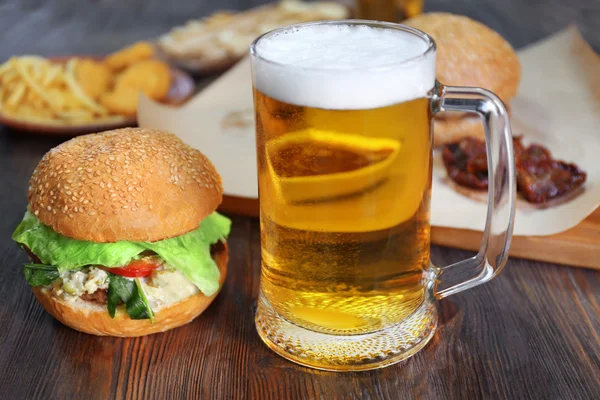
[53,267,109,299]
[140,269,199,310]
[48,264,198,309]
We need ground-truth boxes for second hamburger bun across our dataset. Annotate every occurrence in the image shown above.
[27,128,224,243]
[33,242,228,337]
[405,12,521,146]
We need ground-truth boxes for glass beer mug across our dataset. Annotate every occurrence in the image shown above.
[250,20,516,371]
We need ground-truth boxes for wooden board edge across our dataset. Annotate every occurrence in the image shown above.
[218,195,260,218]
[431,226,600,270]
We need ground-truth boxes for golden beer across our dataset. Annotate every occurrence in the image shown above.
[251,20,443,370]
[251,19,517,372]
[255,90,432,334]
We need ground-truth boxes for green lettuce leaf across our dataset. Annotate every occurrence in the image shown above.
[12,211,231,296]
[139,212,231,297]
[12,211,145,270]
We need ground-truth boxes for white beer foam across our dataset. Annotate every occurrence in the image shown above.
[252,24,436,110]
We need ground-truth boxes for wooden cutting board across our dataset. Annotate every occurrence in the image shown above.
[218,196,600,270]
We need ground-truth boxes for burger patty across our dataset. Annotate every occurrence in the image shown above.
[81,289,108,304]
[80,241,226,306]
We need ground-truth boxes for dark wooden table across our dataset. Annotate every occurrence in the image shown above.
[1,1,599,399]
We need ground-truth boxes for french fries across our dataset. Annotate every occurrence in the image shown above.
[0,42,171,126]
[0,56,110,124]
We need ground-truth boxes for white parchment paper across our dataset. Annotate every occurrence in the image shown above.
[138,26,600,236]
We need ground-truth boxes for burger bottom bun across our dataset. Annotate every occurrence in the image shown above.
[433,105,512,148]
[32,242,228,337]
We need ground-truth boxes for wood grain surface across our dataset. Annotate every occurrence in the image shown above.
[0,1,599,399]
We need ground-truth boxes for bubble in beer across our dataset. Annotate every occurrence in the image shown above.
[252,24,435,110]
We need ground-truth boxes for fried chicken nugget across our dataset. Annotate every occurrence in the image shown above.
[75,59,113,99]
[114,59,171,101]
[99,88,139,116]
[104,41,155,71]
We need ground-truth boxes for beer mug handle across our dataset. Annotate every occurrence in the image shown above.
[432,82,517,299]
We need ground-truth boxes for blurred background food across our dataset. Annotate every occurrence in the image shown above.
[156,0,350,73]
[0,0,594,58]
[404,12,521,147]
[356,0,424,22]
[0,0,596,135]
[0,42,172,127]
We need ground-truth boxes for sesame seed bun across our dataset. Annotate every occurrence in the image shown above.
[32,242,228,337]
[404,13,521,146]
[28,128,223,243]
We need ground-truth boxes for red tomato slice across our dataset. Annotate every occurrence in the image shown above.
[102,259,159,278]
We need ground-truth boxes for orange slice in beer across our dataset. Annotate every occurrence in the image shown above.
[265,128,401,203]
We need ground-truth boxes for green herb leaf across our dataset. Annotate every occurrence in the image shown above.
[133,278,154,323]
[107,274,154,321]
[107,274,136,318]
[23,264,60,286]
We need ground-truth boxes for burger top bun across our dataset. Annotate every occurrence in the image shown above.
[405,13,521,146]
[405,12,521,104]
[27,128,223,243]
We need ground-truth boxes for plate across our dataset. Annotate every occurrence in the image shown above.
[0,55,195,136]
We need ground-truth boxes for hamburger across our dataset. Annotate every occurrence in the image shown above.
[404,12,521,147]
[11,128,231,337]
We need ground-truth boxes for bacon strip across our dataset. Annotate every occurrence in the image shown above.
[442,136,587,204]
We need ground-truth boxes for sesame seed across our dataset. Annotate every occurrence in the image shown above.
[89,211,96,216]
[47,206,51,211]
